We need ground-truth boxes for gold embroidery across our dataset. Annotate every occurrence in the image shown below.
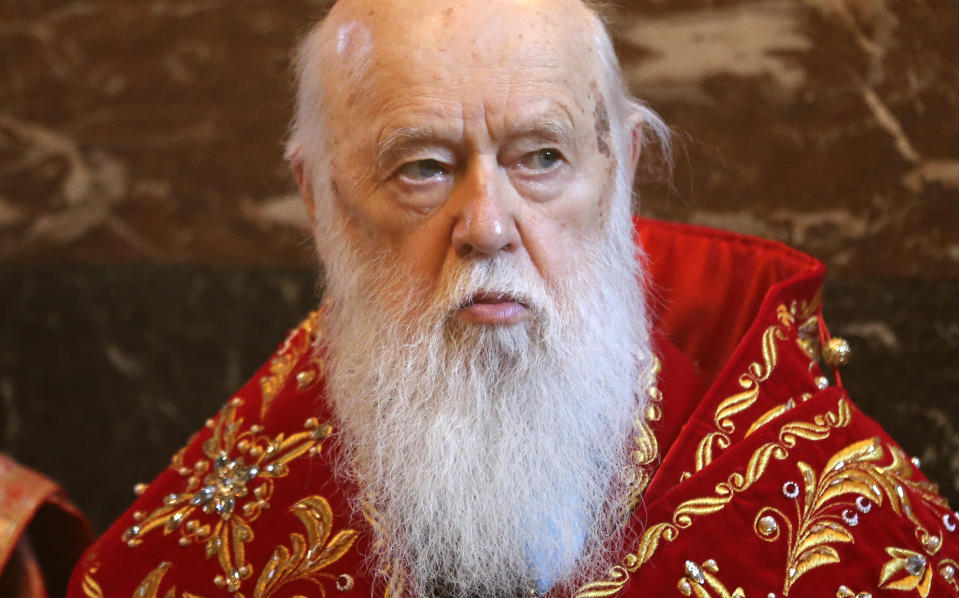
[836,585,873,598]
[753,438,883,594]
[572,398,852,598]
[259,311,321,419]
[135,562,174,597]
[126,562,207,598]
[107,496,356,598]
[676,559,746,597]
[752,436,956,596]
[689,324,789,476]
[627,354,663,512]
[122,398,331,593]
[253,496,358,597]
[81,564,105,598]
[938,558,958,592]
[360,496,410,598]
[743,399,795,438]
[680,294,822,482]
[880,547,933,597]
[788,292,823,369]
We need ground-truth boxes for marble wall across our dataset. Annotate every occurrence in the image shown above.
[1,0,956,532]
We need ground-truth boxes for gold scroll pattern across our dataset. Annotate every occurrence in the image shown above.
[627,353,663,514]
[571,397,853,598]
[85,495,357,598]
[680,295,820,482]
[753,436,956,597]
[259,310,321,419]
[676,558,746,598]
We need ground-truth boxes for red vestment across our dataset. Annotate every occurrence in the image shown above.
[68,219,959,597]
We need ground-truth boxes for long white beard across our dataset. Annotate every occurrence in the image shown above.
[317,206,653,597]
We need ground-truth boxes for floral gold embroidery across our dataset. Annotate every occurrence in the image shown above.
[677,558,745,598]
[836,585,873,598]
[127,561,208,597]
[253,495,358,597]
[259,311,321,419]
[753,438,884,594]
[122,398,332,593]
[572,398,852,598]
[752,436,956,596]
[109,496,356,598]
[880,547,933,597]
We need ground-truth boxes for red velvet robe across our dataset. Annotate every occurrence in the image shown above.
[68,219,959,597]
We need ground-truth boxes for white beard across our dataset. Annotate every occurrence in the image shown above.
[316,198,653,597]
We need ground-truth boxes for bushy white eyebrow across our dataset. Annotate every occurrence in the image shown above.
[374,112,578,172]
[506,116,576,145]
[376,126,443,168]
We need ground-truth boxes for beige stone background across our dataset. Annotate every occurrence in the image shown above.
[1,0,957,531]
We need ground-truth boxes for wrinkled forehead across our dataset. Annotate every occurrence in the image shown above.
[320,0,604,111]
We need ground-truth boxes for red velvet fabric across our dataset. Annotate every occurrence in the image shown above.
[67,218,959,598]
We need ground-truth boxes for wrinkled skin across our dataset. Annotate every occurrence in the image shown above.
[293,0,642,325]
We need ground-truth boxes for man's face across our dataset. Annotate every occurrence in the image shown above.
[316,0,619,326]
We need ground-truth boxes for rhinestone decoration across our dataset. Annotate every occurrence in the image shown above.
[296,369,317,390]
[941,564,956,583]
[855,496,872,513]
[337,574,355,591]
[815,376,830,390]
[822,337,852,368]
[118,395,334,594]
[922,534,941,553]
[944,513,957,532]
[678,579,692,593]
[189,452,259,518]
[684,560,706,585]
[841,509,859,527]
[768,593,777,598]
[910,456,921,469]
[905,554,927,576]
[758,515,779,536]
[782,481,800,499]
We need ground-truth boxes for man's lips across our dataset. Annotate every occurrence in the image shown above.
[457,292,530,325]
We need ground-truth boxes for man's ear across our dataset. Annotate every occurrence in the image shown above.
[289,147,317,228]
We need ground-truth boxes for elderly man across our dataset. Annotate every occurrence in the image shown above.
[67,1,959,597]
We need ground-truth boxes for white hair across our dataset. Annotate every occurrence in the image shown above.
[285,3,666,595]
[317,168,653,597]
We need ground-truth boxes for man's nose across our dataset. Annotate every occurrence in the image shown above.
[450,160,520,257]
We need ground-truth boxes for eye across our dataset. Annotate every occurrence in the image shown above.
[396,159,448,182]
[520,148,563,171]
